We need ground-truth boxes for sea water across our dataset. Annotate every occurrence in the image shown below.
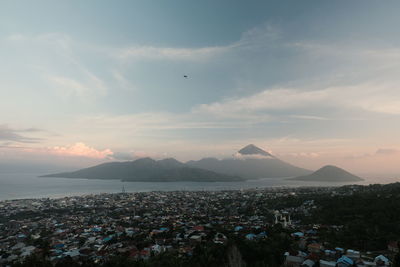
[0,173,397,201]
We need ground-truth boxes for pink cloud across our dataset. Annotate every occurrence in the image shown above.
[50,142,113,159]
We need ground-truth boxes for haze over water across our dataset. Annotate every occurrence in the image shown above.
[0,173,397,201]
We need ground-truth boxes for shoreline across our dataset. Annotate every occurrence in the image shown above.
[0,181,391,202]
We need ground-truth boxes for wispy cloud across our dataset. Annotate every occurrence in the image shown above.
[5,33,108,102]
[375,148,399,156]
[2,21,400,174]
[46,73,107,102]
[289,115,330,121]
[118,45,233,61]
[77,112,268,133]
[195,81,400,119]
[0,125,42,143]
[110,151,135,161]
[111,70,136,91]
[117,23,279,62]
[18,127,44,133]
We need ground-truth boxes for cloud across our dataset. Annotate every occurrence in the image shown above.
[47,73,107,102]
[290,41,400,65]
[48,142,113,159]
[238,23,281,48]
[110,152,135,161]
[112,70,136,91]
[194,81,400,120]
[232,152,274,160]
[118,45,232,61]
[110,25,400,120]
[375,148,399,156]
[5,33,108,102]
[281,152,320,158]
[289,115,329,121]
[2,23,400,172]
[344,148,400,160]
[117,23,279,62]
[77,112,268,134]
[194,88,327,114]
[6,34,27,42]
[108,150,168,160]
[0,141,114,166]
[18,127,44,133]
[0,125,42,143]
[48,76,95,99]
[130,151,167,159]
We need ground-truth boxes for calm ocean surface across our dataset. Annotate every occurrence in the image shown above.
[0,173,398,201]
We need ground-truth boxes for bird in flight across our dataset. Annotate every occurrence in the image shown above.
[183,75,188,78]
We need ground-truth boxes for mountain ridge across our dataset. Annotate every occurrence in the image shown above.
[41,158,243,182]
[186,144,312,179]
[42,144,316,181]
[291,165,364,182]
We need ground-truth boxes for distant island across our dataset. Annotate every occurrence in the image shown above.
[186,144,312,179]
[41,144,315,182]
[41,157,243,182]
[41,145,363,183]
[291,165,364,182]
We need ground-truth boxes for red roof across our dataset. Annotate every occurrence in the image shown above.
[193,226,204,231]
[129,250,139,257]
[140,250,150,256]
[308,253,320,261]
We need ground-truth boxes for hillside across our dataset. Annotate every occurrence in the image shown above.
[41,157,243,182]
[186,145,312,179]
[291,165,364,182]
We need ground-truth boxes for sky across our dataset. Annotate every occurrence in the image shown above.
[1,0,400,177]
